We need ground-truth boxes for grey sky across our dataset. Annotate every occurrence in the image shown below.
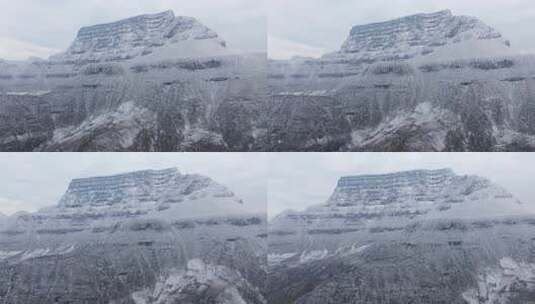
[0,153,267,215]
[268,0,535,59]
[268,153,535,218]
[0,0,266,60]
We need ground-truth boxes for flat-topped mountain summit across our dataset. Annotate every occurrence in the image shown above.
[336,10,511,61]
[59,168,238,209]
[53,10,226,61]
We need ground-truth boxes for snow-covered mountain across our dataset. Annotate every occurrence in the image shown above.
[268,169,535,303]
[0,10,266,152]
[53,10,228,62]
[333,10,512,62]
[0,168,267,303]
[268,10,535,152]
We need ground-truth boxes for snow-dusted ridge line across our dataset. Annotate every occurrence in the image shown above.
[337,168,455,185]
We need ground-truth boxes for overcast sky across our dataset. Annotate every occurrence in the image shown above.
[0,0,266,61]
[268,0,535,59]
[268,153,535,218]
[0,153,267,216]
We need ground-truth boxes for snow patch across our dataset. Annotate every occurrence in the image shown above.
[268,252,297,266]
[5,90,51,97]
[131,259,250,304]
[0,250,22,260]
[463,257,535,304]
[299,249,329,264]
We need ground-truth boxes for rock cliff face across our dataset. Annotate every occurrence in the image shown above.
[268,169,535,304]
[268,10,535,152]
[0,10,266,152]
[0,168,267,304]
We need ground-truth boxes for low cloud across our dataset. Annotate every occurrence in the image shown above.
[0,37,60,61]
[268,36,325,60]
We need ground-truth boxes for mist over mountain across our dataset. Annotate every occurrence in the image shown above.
[268,169,535,303]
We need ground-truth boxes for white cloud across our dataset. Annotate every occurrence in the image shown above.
[268,36,325,60]
[0,37,60,61]
[0,197,38,216]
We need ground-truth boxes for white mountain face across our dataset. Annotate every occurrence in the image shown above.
[268,169,535,304]
[0,168,267,304]
[0,10,266,152]
[267,10,535,152]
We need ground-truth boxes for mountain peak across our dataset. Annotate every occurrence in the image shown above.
[335,10,511,61]
[53,10,225,61]
[57,168,236,209]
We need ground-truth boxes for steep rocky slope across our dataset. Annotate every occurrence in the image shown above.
[268,10,535,151]
[0,168,267,303]
[0,10,267,152]
[268,169,535,303]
